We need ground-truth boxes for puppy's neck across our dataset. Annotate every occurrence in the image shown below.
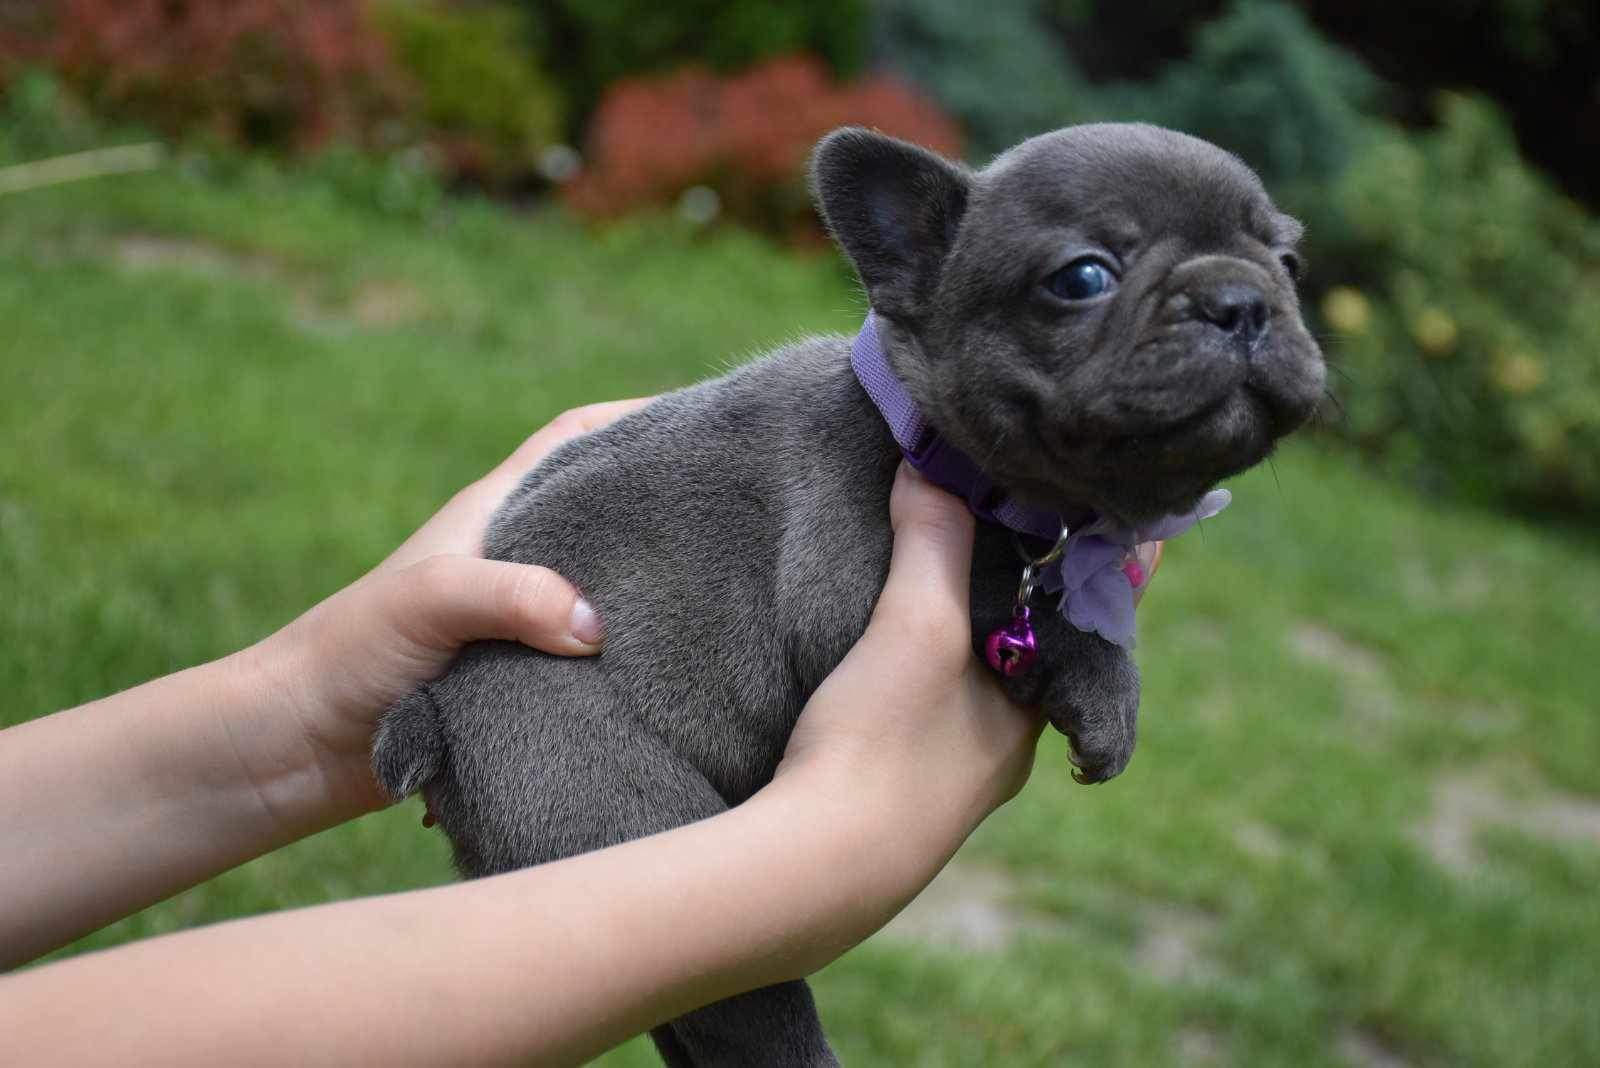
[851,311,1086,541]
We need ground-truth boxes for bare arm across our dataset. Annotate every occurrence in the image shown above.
[0,746,996,1067]
[0,466,1049,1066]
[0,400,648,967]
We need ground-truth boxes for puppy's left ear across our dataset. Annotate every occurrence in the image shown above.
[810,128,971,320]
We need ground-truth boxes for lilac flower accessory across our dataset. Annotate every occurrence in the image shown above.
[1038,489,1231,647]
[851,311,1232,651]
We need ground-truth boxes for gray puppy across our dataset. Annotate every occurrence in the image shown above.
[373,123,1324,1065]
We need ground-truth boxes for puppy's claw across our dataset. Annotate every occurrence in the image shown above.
[1062,728,1132,785]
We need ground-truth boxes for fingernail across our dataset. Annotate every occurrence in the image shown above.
[570,598,604,645]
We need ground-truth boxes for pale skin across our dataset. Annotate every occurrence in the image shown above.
[0,399,1162,1066]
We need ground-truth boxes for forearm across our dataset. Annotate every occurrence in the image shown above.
[0,767,971,1067]
[0,647,364,968]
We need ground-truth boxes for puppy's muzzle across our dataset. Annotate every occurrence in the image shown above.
[1194,281,1269,350]
[1171,249,1277,362]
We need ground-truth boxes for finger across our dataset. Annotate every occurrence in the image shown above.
[1131,540,1164,608]
[876,463,976,621]
[397,555,605,657]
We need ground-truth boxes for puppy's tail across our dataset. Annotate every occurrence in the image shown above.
[371,686,445,802]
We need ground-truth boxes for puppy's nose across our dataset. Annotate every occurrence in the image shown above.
[1194,283,1269,347]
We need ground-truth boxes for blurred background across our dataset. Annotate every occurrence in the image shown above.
[1,1,1596,1064]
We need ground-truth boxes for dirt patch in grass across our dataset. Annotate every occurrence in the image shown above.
[884,864,1230,993]
[1134,903,1221,985]
[1338,1027,1413,1068]
[114,234,428,330]
[1175,1025,1227,1064]
[880,862,1062,953]
[1232,820,1288,860]
[1289,621,1400,721]
[114,234,277,281]
[1399,553,1494,609]
[1414,773,1600,873]
[349,279,430,326]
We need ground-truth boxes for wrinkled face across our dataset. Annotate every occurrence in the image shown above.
[822,124,1326,525]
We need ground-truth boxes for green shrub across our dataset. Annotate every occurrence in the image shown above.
[0,69,109,161]
[1093,0,1381,191]
[870,0,1087,160]
[1320,95,1600,513]
[531,0,869,131]
[374,0,562,184]
[3,0,408,154]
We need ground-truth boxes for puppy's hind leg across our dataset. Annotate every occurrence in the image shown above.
[652,980,838,1068]
[419,650,841,1066]
[371,685,444,801]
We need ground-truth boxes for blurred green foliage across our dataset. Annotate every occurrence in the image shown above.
[0,0,407,153]
[0,68,105,159]
[530,0,868,133]
[1091,0,1381,191]
[374,0,563,184]
[868,0,1085,160]
[1321,95,1600,513]
[0,75,445,223]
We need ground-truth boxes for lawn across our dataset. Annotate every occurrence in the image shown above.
[2,158,1597,1066]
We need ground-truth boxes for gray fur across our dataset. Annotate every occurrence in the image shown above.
[372,124,1324,1065]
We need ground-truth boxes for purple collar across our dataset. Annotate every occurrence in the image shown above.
[850,311,1230,648]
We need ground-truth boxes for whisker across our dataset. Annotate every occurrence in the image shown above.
[1315,386,1348,427]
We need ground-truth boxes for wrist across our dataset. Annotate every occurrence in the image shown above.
[222,630,385,836]
[760,759,978,955]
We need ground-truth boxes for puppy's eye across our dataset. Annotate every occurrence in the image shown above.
[1045,258,1117,302]
[1280,252,1303,280]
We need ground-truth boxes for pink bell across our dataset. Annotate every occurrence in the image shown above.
[984,606,1038,677]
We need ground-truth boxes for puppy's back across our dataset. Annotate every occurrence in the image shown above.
[373,333,897,841]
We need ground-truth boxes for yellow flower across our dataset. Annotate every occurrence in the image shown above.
[1322,287,1371,335]
[1492,350,1545,395]
[1411,307,1458,357]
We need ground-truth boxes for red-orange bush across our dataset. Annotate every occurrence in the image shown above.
[565,55,963,239]
[3,0,406,152]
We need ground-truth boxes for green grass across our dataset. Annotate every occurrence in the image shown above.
[3,158,1597,1066]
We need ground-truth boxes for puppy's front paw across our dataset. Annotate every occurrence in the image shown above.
[1042,645,1140,784]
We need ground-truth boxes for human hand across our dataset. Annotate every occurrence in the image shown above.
[240,398,653,818]
[772,465,1163,923]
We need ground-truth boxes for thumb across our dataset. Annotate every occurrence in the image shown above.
[872,463,976,628]
[391,554,605,657]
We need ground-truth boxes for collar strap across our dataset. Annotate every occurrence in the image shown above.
[850,311,1060,542]
[849,310,1233,649]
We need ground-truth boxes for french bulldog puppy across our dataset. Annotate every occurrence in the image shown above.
[373,123,1324,1066]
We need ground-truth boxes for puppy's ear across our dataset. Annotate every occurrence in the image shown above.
[810,127,971,319]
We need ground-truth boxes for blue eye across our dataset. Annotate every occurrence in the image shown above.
[1045,258,1116,301]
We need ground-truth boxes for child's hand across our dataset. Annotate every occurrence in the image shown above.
[772,465,1164,921]
[242,399,652,815]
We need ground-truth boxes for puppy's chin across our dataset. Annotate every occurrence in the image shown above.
[994,387,1288,526]
[1017,330,1323,524]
